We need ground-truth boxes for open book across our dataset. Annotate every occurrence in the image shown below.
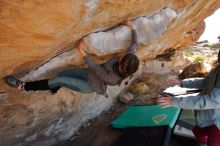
[163,86,202,96]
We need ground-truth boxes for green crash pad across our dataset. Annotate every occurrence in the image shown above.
[111,105,180,128]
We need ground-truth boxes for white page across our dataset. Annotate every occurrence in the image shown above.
[163,86,200,96]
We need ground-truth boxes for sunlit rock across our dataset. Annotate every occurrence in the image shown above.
[0,0,219,145]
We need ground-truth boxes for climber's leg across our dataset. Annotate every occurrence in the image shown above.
[24,79,59,92]
[4,76,59,93]
[58,68,87,80]
[25,76,93,93]
[48,76,93,93]
[4,69,91,93]
[55,68,92,93]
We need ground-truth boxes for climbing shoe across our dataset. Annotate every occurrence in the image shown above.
[4,76,24,90]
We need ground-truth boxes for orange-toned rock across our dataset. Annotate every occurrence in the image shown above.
[0,0,220,145]
[0,0,219,78]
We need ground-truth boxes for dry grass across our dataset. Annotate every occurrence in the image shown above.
[128,73,170,96]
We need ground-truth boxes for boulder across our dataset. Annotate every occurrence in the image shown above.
[0,0,220,145]
[178,62,208,79]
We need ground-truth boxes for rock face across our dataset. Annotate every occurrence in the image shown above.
[178,62,208,79]
[84,8,177,55]
[0,0,220,146]
[1,0,220,78]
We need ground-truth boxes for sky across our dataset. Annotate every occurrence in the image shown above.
[198,9,220,43]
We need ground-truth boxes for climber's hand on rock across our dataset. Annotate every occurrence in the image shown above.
[76,39,87,58]
[78,46,87,58]
[123,20,136,30]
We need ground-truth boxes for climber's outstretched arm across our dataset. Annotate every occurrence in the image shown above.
[123,20,138,53]
[75,39,119,84]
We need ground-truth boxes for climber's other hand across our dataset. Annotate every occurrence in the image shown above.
[123,20,136,30]
[76,39,87,58]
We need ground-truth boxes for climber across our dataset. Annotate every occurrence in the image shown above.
[4,20,139,97]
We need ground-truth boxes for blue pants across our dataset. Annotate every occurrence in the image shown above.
[48,68,93,93]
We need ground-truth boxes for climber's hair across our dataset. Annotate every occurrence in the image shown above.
[118,53,139,79]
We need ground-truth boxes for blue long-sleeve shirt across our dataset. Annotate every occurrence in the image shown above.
[172,78,220,129]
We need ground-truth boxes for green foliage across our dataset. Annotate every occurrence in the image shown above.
[194,55,204,62]
[184,51,194,57]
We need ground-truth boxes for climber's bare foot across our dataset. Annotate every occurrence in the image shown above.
[16,82,25,91]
